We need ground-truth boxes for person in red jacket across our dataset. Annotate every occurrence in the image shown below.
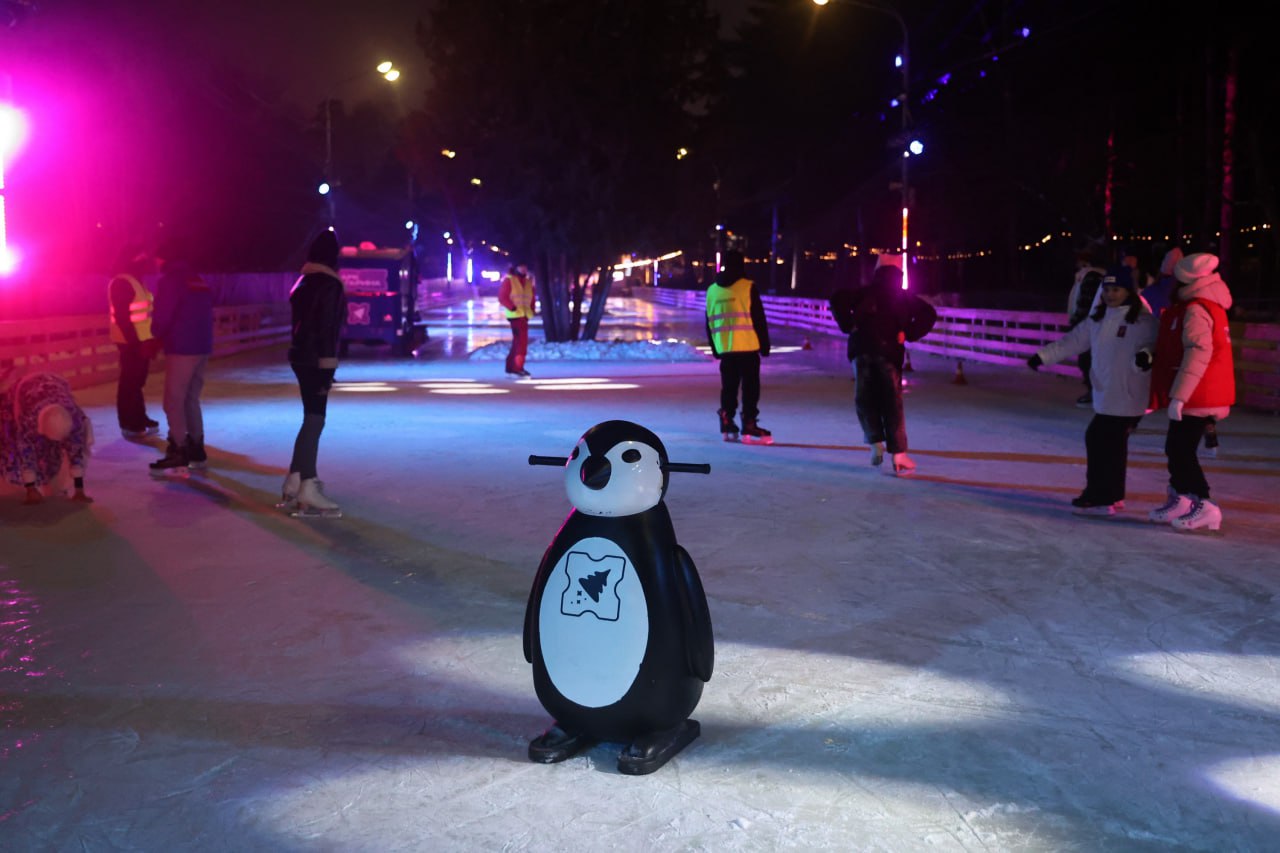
[1139,252,1234,532]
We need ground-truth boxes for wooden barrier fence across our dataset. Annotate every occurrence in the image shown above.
[0,304,292,392]
[648,287,1280,413]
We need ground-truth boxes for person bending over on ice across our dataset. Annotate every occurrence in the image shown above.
[0,370,95,504]
[1028,267,1157,515]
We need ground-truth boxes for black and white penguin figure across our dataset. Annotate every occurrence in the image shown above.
[524,420,714,775]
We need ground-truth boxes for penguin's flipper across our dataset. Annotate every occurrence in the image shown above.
[676,546,714,682]
[617,719,701,776]
[528,722,596,764]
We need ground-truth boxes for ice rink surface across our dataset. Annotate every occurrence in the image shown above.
[2,295,1279,852]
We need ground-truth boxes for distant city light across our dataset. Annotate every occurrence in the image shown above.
[908,139,924,155]
[441,149,456,158]
[1020,27,1031,38]
[318,181,331,195]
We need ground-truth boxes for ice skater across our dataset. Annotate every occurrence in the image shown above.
[828,254,936,474]
[282,230,347,517]
[705,249,771,443]
[1028,267,1157,515]
[1139,252,1235,532]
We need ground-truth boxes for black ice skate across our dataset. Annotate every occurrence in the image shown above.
[148,440,189,476]
[717,409,739,442]
[185,436,208,470]
[740,419,773,445]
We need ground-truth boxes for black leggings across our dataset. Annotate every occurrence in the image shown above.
[290,364,335,480]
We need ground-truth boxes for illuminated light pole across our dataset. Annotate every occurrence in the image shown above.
[813,0,912,289]
[323,61,401,229]
[0,100,28,277]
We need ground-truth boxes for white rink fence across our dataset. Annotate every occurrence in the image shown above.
[646,286,1280,413]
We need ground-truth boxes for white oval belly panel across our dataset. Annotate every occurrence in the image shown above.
[539,536,649,708]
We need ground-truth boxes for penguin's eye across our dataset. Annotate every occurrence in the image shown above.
[621,449,641,463]
[570,446,580,460]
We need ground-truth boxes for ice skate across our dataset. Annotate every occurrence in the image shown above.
[869,441,885,467]
[717,409,739,442]
[891,452,916,476]
[148,439,189,477]
[1071,501,1120,517]
[291,478,342,518]
[1148,487,1194,524]
[1171,498,1222,533]
[740,418,772,445]
[277,471,302,509]
[1071,495,1124,510]
[617,719,701,776]
[185,436,208,470]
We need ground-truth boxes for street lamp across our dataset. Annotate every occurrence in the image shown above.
[323,61,401,229]
[813,0,912,289]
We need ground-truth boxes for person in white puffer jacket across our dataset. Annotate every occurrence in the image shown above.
[1027,266,1158,516]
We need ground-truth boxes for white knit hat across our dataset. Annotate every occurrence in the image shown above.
[1174,252,1218,284]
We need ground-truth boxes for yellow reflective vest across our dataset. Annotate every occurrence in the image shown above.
[108,275,154,344]
[501,273,536,319]
[706,278,760,353]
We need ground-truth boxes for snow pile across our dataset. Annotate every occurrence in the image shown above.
[469,338,706,362]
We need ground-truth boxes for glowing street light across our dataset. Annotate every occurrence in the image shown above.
[813,0,913,289]
[323,61,401,228]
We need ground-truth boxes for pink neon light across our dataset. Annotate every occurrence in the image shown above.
[901,207,909,289]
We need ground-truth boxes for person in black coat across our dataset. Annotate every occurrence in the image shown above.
[283,230,347,516]
[828,257,936,475]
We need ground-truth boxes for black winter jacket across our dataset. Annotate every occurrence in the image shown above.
[829,271,936,367]
[288,263,347,366]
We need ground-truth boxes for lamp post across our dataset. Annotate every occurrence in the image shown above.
[813,0,912,289]
[322,61,401,230]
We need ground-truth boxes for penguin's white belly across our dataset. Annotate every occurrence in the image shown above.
[539,536,649,708]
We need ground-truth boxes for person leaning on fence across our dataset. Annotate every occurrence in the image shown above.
[828,254,936,475]
[1028,266,1157,516]
[1138,252,1235,532]
[0,369,95,504]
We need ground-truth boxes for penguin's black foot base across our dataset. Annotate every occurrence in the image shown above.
[528,723,596,764]
[617,719,700,776]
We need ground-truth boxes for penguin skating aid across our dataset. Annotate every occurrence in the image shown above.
[525,421,714,775]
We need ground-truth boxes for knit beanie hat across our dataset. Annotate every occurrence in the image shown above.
[1174,252,1218,284]
[1101,266,1135,292]
[37,404,73,442]
[1159,247,1184,276]
[306,230,340,269]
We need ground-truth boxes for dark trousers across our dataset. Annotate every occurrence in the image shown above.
[719,351,761,421]
[1082,413,1142,504]
[1166,415,1211,500]
[853,355,907,453]
[115,343,153,429]
[289,364,335,481]
[506,317,530,373]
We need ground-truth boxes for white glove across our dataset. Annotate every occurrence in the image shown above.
[1168,399,1184,421]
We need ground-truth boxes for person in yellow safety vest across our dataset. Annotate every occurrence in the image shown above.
[108,244,161,438]
[499,263,537,377]
[705,249,771,443]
